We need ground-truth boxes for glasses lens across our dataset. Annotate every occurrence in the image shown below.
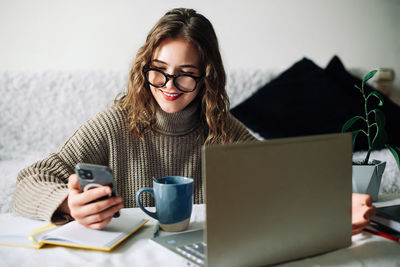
[146,70,166,87]
[175,75,196,92]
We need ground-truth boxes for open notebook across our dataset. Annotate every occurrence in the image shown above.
[0,209,148,251]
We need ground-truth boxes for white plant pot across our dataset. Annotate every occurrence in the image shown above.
[352,160,386,202]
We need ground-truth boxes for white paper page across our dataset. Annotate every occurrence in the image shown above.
[0,214,49,247]
[40,209,147,248]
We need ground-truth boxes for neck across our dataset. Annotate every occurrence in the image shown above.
[153,99,201,136]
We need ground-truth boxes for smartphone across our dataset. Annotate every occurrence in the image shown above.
[75,163,120,218]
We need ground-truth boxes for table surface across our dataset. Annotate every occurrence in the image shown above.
[1,202,400,267]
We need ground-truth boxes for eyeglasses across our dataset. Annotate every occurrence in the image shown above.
[143,67,202,93]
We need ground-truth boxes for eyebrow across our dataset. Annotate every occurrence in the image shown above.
[151,59,199,70]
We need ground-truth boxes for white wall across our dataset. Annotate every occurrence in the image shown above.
[1,0,399,90]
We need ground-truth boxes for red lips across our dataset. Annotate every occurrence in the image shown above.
[161,90,183,101]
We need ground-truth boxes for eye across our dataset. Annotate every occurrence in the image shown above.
[180,69,200,76]
[151,65,166,71]
[181,71,194,75]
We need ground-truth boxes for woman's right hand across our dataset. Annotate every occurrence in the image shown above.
[351,193,376,235]
[61,174,124,230]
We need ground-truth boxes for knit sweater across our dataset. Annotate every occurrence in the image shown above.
[12,100,256,223]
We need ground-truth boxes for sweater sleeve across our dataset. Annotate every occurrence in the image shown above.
[12,108,114,223]
[227,113,258,142]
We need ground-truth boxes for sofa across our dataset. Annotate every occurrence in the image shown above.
[1,56,400,215]
[0,68,272,213]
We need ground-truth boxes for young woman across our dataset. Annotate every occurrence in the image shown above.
[12,8,375,231]
[12,8,254,229]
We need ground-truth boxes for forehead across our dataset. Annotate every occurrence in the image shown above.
[152,38,200,67]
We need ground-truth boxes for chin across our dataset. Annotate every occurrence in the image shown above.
[159,104,185,113]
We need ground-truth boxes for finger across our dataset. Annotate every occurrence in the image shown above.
[364,206,376,220]
[352,218,370,229]
[67,174,85,215]
[73,186,113,206]
[352,193,372,206]
[68,174,81,193]
[79,195,123,217]
[79,202,123,227]
[364,195,373,207]
[87,217,113,230]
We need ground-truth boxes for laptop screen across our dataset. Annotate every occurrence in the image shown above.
[203,133,352,266]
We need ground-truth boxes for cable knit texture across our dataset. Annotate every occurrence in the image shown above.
[12,100,256,222]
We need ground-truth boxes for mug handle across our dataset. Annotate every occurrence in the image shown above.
[135,188,158,220]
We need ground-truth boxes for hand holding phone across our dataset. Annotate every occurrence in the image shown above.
[75,163,121,218]
[66,173,123,230]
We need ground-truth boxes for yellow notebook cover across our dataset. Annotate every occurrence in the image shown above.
[0,209,148,251]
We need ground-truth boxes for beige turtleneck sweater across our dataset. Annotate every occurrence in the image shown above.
[12,100,256,223]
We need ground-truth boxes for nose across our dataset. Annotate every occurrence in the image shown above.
[164,75,178,91]
[165,78,174,89]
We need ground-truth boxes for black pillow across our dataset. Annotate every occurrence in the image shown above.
[230,57,347,139]
[230,56,400,150]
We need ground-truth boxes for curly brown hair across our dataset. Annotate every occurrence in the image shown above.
[116,8,231,144]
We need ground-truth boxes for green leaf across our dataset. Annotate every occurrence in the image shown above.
[386,144,400,170]
[350,130,363,151]
[371,124,388,150]
[367,91,384,106]
[341,116,365,133]
[362,70,377,89]
[369,109,386,128]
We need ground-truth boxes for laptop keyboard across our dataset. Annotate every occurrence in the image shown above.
[176,241,206,265]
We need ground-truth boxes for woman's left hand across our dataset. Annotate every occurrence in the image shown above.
[352,193,376,235]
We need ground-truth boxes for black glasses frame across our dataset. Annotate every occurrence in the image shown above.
[143,67,202,93]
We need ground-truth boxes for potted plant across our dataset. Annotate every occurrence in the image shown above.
[342,70,400,201]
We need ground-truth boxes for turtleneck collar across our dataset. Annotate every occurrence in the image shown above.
[152,98,201,136]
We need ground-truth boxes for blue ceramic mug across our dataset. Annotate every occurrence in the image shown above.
[135,176,194,232]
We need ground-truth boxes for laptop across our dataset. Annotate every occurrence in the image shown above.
[151,133,352,266]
